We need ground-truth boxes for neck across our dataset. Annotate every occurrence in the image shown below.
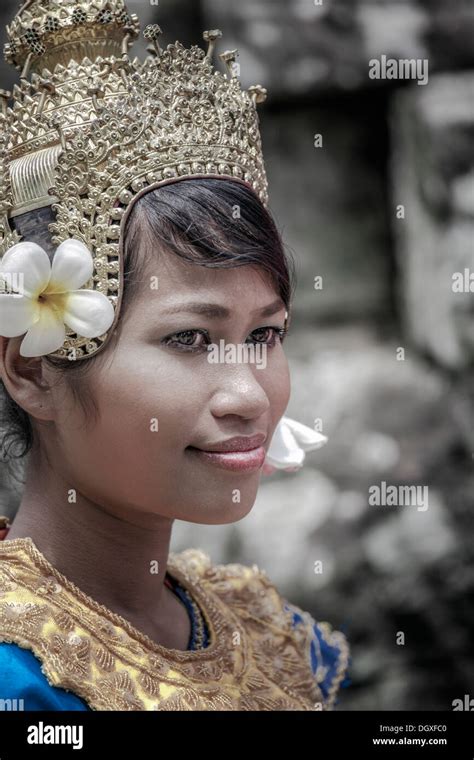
[7,450,177,633]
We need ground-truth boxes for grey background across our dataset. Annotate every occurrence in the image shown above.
[1,0,473,710]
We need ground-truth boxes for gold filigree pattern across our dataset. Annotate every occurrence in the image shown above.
[4,1,140,73]
[0,538,349,711]
[0,0,269,362]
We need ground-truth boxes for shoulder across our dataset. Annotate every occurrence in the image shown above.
[170,548,284,608]
[281,599,351,709]
[171,549,351,709]
[0,642,90,711]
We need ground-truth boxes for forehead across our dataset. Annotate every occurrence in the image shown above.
[136,252,280,312]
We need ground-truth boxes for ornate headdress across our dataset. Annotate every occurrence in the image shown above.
[0,1,328,471]
[0,0,269,361]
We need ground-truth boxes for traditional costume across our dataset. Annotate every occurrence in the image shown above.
[0,0,349,710]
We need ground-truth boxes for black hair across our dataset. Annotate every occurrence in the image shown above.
[0,178,295,483]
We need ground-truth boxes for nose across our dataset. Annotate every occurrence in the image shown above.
[209,363,271,421]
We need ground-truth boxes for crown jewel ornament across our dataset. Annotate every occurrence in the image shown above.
[0,0,269,362]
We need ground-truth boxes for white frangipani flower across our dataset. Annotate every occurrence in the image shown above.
[263,415,328,475]
[0,239,115,358]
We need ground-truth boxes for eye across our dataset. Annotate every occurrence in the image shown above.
[161,325,289,353]
[161,329,210,352]
[247,326,288,347]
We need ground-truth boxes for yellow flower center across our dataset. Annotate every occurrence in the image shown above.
[37,287,70,318]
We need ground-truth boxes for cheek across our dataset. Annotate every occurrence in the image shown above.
[79,358,202,464]
[56,365,198,508]
[263,351,291,425]
[56,348,290,477]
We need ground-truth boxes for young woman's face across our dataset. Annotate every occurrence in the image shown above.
[48,248,291,524]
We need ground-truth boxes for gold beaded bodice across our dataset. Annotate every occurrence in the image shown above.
[0,537,349,710]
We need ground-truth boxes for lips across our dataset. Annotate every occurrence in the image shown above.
[189,433,267,453]
[186,433,267,472]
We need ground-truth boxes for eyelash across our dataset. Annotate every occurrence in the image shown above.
[161,325,289,353]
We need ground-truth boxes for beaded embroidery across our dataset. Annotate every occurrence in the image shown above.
[0,535,349,710]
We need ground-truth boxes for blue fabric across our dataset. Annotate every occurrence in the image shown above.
[0,642,90,711]
[169,575,211,650]
[284,602,352,704]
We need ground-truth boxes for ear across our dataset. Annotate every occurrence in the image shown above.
[0,335,54,422]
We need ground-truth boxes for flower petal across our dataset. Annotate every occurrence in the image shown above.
[265,421,305,469]
[48,239,94,293]
[264,416,328,472]
[62,289,115,338]
[0,242,51,298]
[0,293,39,337]
[281,417,328,452]
[19,304,66,357]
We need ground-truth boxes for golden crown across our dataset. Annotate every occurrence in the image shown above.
[0,0,269,361]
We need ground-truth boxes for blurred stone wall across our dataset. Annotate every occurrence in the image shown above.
[0,1,473,711]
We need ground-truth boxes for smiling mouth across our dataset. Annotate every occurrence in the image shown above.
[186,445,266,473]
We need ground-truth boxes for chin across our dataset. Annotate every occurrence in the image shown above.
[183,494,258,525]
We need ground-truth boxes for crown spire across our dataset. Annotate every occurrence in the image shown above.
[4,1,140,75]
[203,29,222,62]
[143,24,163,59]
[219,49,239,78]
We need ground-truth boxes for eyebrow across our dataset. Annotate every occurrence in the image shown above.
[160,298,286,319]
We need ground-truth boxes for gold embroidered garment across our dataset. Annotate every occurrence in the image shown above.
[0,538,349,710]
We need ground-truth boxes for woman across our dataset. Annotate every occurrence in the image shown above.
[0,1,349,711]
